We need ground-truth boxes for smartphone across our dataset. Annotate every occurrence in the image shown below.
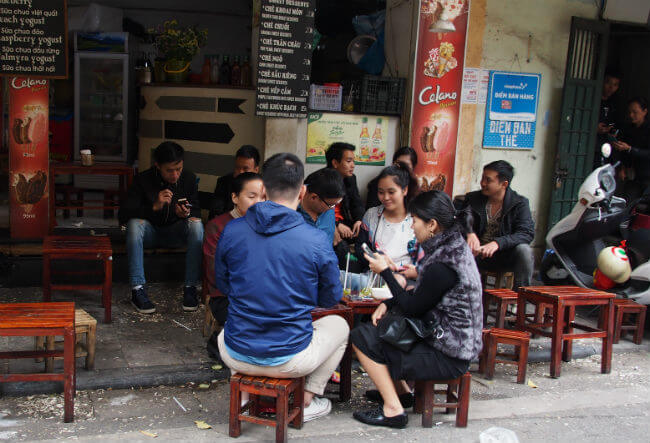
[361,243,375,257]
[177,198,192,208]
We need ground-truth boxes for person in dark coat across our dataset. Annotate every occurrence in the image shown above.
[350,191,482,429]
[613,96,650,202]
[366,146,418,209]
[119,141,203,314]
[460,161,535,289]
[209,145,260,219]
[594,70,622,168]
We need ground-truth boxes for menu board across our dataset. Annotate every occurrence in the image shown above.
[0,0,68,78]
[255,0,314,118]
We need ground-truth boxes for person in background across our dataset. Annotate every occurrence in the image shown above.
[203,172,264,360]
[366,147,418,209]
[348,163,419,291]
[298,168,345,246]
[215,153,348,423]
[209,145,260,219]
[350,191,482,428]
[119,141,203,314]
[595,69,622,168]
[461,160,535,289]
[613,96,650,201]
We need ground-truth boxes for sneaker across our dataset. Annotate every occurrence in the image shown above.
[183,286,199,312]
[303,397,332,422]
[131,287,156,314]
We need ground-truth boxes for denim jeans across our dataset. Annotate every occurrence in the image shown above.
[126,218,204,287]
[476,243,534,289]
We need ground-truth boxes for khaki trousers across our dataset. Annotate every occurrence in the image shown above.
[218,315,349,395]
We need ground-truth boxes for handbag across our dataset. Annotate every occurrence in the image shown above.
[377,308,441,352]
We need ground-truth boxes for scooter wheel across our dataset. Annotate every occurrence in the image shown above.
[540,253,571,285]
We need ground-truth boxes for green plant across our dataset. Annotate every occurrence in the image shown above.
[151,20,208,61]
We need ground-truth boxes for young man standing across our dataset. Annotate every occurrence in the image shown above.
[595,70,622,168]
[215,153,348,422]
[461,161,535,289]
[298,168,345,245]
[209,145,260,219]
[119,142,204,313]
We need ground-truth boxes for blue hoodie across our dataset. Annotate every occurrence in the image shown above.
[215,201,342,358]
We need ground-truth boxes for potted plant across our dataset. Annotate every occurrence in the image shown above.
[151,20,208,83]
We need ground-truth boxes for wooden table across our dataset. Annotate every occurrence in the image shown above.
[340,296,382,315]
[516,286,615,378]
[0,302,76,422]
[49,162,135,232]
[43,236,113,323]
[311,304,354,401]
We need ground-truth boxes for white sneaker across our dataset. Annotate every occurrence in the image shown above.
[303,397,332,422]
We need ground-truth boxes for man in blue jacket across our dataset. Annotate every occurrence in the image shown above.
[215,153,348,422]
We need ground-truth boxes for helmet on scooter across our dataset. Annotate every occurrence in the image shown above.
[596,246,632,284]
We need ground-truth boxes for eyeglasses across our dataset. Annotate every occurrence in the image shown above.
[317,194,342,209]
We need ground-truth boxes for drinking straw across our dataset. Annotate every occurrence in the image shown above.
[343,253,350,292]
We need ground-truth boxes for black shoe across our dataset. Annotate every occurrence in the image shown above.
[353,406,408,429]
[183,286,199,312]
[131,287,156,314]
[206,331,222,361]
[364,390,414,408]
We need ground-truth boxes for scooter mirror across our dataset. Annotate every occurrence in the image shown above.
[601,143,612,159]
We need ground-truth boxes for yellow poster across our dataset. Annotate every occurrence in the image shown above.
[306,112,388,166]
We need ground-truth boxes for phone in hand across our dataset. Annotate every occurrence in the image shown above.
[177,198,192,208]
[361,242,375,258]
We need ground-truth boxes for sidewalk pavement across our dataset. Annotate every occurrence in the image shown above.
[1,283,647,396]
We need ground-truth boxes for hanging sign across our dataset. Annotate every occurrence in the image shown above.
[409,0,469,195]
[0,0,68,78]
[9,76,50,238]
[255,0,315,118]
[483,71,541,149]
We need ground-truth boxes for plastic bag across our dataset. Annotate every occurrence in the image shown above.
[479,427,520,443]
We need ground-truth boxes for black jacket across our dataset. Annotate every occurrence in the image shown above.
[620,120,650,182]
[461,187,535,251]
[339,174,364,226]
[209,173,234,219]
[118,167,201,227]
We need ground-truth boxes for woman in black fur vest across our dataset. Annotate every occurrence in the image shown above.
[350,190,483,429]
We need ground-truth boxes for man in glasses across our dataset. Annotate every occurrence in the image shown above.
[298,168,346,245]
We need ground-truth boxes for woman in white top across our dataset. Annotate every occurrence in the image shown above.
[343,163,419,292]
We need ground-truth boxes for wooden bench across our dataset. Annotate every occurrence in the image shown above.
[229,374,304,443]
[42,235,113,323]
[479,328,531,384]
[0,302,76,422]
[35,308,97,370]
[414,372,472,427]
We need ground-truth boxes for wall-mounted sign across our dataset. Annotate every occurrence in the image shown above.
[0,0,68,78]
[483,71,541,150]
[409,0,470,195]
[9,77,50,238]
[306,112,388,166]
[255,0,315,118]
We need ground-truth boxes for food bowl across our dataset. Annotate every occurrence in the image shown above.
[371,287,393,300]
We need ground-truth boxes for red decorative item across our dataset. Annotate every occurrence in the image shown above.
[593,269,616,290]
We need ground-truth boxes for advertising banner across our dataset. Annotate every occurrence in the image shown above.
[306,112,388,166]
[410,0,469,195]
[483,71,541,149]
[9,76,50,238]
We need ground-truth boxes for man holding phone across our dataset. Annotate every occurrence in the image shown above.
[119,142,203,314]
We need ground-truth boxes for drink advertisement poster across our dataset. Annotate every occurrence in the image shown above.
[9,76,50,239]
[410,0,469,195]
[306,112,388,166]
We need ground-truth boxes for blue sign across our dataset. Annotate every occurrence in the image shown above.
[483,71,541,150]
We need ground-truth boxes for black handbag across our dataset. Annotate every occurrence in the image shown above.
[377,308,441,352]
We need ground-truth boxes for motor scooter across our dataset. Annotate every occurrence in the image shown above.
[540,144,650,304]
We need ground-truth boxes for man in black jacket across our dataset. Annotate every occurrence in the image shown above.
[209,145,260,219]
[118,142,204,314]
[461,161,535,289]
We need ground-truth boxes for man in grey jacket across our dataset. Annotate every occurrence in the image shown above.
[460,160,535,289]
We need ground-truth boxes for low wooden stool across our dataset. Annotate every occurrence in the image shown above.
[43,235,113,323]
[480,328,530,384]
[613,299,646,345]
[483,288,518,328]
[229,374,304,443]
[414,372,471,428]
[480,270,514,290]
[35,308,97,370]
[0,302,76,422]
